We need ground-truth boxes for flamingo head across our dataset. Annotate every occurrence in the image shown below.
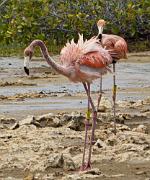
[24,47,33,75]
[97,19,106,35]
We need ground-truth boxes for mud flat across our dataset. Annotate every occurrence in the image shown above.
[0,97,150,179]
[0,52,150,179]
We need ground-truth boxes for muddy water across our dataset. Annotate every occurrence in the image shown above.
[0,54,150,117]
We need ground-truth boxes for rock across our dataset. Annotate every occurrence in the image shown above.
[132,125,148,134]
[62,114,72,122]
[106,174,125,178]
[18,124,37,132]
[95,139,107,148]
[118,113,132,120]
[45,153,64,169]
[37,113,54,120]
[63,155,76,170]
[24,173,34,180]
[44,153,76,170]
[36,113,62,127]
[117,100,132,108]
[98,105,107,113]
[67,115,84,131]
[100,97,112,109]
[135,171,146,175]
[0,118,18,129]
[19,116,35,126]
[83,168,101,175]
[106,136,117,146]
[35,173,54,180]
[133,100,143,107]
[143,97,150,105]
[53,117,62,127]
[63,169,102,180]
[62,174,81,180]
[140,108,150,113]
[10,122,19,130]
[118,124,130,131]
[144,111,150,118]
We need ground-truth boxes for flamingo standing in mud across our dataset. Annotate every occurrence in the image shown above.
[96,19,128,133]
[23,34,112,170]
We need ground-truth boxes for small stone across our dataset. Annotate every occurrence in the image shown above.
[106,136,117,146]
[135,171,146,175]
[0,118,18,129]
[117,100,132,108]
[19,116,35,126]
[134,100,143,107]
[53,117,62,127]
[100,97,112,109]
[132,125,148,134]
[95,139,107,148]
[67,115,84,131]
[45,153,64,169]
[63,155,76,170]
[83,168,101,175]
[10,122,19,130]
[36,113,61,127]
[98,105,106,113]
[44,153,76,171]
[24,173,34,180]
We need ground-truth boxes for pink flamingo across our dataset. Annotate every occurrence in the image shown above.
[97,19,128,134]
[23,34,112,170]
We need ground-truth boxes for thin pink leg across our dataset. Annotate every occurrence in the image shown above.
[97,75,103,111]
[83,82,97,170]
[80,119,90,170]
[112,62,117,134]
[80,83,91,171]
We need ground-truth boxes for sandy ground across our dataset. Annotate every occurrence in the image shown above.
[0,52,150,179]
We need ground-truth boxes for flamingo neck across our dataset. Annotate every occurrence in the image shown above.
[29,40,70,77]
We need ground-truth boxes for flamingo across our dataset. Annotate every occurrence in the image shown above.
[96,19,128,134]
[23,34,112,170]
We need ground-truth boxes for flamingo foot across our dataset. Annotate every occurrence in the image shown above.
[84,161,91,170]
[79,164,87,171]
[79,162,91,171]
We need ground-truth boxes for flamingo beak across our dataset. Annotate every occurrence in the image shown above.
[24,56,30,75]
[98,26,103,35]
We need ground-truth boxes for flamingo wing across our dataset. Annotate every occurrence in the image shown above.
[78,51,109,68]
[76,51,112,78]
[102,34,128,60]
[60,34,101,66]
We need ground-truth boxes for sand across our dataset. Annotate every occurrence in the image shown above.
[0,51,150,179]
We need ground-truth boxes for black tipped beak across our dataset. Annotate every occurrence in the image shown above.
[98,34,102,40]
[24,67,29,75]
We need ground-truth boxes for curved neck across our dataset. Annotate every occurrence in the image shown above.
[29,40,69,77]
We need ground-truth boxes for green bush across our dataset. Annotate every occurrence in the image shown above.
[0,0,149,55]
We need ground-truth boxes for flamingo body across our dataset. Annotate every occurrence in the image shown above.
[97,19,128,60]
[96,19,128,134]
[101,34,128,60]
[60,34,112,83]
[23,34,113,170]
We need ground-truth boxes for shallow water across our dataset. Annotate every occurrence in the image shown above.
[0,57,150,115]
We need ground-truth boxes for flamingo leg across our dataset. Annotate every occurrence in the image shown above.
[112,61,117,134]
[80,83,91,171]
[97,75,103,111]
[83,82,97,170]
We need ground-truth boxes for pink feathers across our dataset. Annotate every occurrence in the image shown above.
[60,34,101,66]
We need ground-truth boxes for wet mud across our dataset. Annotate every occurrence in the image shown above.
[0,52,150,179]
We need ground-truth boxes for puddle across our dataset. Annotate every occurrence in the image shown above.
[0,56,150,116]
